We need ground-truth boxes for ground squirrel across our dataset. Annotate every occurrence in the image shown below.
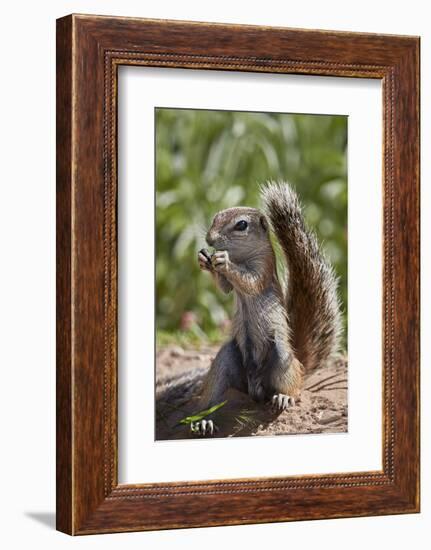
[194,181,342,435]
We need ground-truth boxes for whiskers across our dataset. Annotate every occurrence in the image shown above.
[195,223,208,243]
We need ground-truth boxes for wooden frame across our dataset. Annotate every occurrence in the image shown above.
[56,14,420,535]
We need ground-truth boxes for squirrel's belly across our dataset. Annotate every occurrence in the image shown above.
[232,321,276,402]
[231,290,290,401]
[233,319,270,364]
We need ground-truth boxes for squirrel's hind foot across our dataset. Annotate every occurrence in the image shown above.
[190,419,218,437]
[270,393,295,412]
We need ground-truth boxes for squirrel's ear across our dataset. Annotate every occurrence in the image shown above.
[259,215,269,232]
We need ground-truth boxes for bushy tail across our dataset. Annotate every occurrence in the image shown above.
[261,181,342,371]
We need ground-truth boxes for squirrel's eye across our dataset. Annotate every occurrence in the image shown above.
[234,220,248,231]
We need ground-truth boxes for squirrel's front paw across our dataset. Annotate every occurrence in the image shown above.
[198,249,213,272]
[211,250,230,274]
[271,393,295,412]
[190,419,218,436]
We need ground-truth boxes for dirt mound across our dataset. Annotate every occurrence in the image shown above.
[156,346,347,440]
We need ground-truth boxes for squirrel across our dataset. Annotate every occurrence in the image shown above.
[194,181,342,436]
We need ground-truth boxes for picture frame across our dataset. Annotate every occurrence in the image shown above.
[56,14,420,535]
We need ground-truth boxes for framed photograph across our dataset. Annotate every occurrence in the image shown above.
[56,14,420,534]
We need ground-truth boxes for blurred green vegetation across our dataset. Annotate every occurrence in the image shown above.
[156,108,347,348]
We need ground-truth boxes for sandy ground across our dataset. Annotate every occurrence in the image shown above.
[156,345,347,440]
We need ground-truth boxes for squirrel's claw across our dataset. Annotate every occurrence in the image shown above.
[271,393,295,412]
[198,250,213,272]
[212,250,230,273]
[190,419,218,436]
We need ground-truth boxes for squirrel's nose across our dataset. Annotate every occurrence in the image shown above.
[206,233,215,247]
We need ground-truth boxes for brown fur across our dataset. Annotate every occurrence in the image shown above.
[261,182,342,371]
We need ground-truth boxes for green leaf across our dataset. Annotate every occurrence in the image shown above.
[178,401,228,425]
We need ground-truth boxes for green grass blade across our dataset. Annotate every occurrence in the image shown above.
[179,400,227,425]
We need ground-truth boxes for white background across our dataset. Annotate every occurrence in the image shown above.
[118,68,382,483]
[0,1,428,549]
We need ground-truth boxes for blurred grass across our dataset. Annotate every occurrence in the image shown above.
[156,328,226,349]
[156,108,347,348]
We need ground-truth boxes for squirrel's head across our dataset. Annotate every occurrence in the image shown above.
[206,207,271,263]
